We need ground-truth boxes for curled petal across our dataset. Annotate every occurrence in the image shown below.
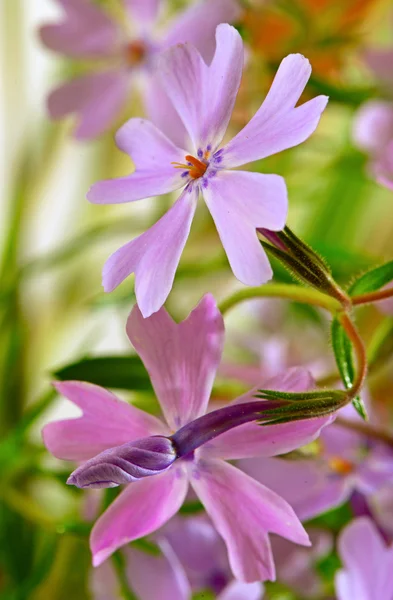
[67,436,177,488]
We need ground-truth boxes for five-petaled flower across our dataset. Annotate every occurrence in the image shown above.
[40,0,240,142]
[88,24,328,317]
[43,294,331,581]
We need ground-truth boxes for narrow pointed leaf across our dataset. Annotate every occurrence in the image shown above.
[349,260,393,296]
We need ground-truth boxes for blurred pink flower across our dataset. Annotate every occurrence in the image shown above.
[43,294,331,580]
[88,25,328,317]
[353,49,393,190]
[241,405,393,521]
[40,0,241,141]
[335,517,393,600]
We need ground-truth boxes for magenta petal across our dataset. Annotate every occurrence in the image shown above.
[352,100,393,153]
[201,368,331,460]
[127,294,224,428]
[42,381,168,461]
[218,581,264,600]
[159,24,243,149]
[47,70,128,140]
[164,0,242,64]
[203,170,288,285]
[336,517,393,600]
[221,54,328,168]
[102,187,198,315]
[123,543,191,600]
[91,466,188,566]
[191,459,309,582]
[88,119,187,204]
[124,0,160,28]
[39,0,120,58]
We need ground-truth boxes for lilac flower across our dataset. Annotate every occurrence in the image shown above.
[43,295,331,580]
[88,25,328,317]
[40,0,241,142]
[240,405,393,522]
[353,48,393,190]
[335,517,393,600]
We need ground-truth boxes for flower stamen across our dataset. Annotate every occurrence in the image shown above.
[328,456,354,475]
[171,154,208,180]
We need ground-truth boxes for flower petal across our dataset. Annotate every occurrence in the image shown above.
[159,24,243,150]
[201,368,330,460]
[123,542,191,600]
[164,0,242,64]
[127,294,224,428]
[352,100,393,153]
[39,0,120,57]
[191,459,309,582]
[124,0,160,28]
[102,186,198,315]
[47,70,129,140]
[88,119,187,204]
[364,49,393,94]
[220,54,328,168]
[203,170,288,285]
[91,466,188,566]
[240,456,351,522]
[218,580,264,600]
[42,381,168,461]
[145,78,190,149]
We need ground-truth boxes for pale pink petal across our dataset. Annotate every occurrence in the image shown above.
[164,0,242,64]
[218,580,264,600]
[39,0,120,57]
[87,119,187,204]
[220,54,328,168]
[124,542,191,600]
[336,517,393,600]
[127,294,224,428]
[190,458,309,582]
[90,560,121,599]
[203,170,287,285]
[42,381,168,461]
[201,368,331,459]
[364,49,393,93]
[159,24,243,150]
[47,70,129,140]
[91,466,188,566]
[124,0,160,28]
[240,456,351,521]
[145,78,190,149]
[102,186,198,316]
[352,100,393,153]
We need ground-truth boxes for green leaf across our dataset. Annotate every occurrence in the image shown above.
[53,355,153,392]
[349,260,393,296]
[331,319,367,419]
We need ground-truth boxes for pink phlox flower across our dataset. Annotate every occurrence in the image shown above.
[87,24,328,317]
[240,404,393,522]
[40,0,241,141]
[335,517,393,600]
[353,47,393,190]
[43,294,331,581]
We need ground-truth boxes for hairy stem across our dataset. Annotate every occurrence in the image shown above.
[352,287,393,306]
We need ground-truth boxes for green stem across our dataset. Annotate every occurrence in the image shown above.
[218,284,342,315]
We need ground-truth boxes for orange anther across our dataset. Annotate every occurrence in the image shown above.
[328,457,354,475]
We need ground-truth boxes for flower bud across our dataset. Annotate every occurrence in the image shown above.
[67,436,177,489]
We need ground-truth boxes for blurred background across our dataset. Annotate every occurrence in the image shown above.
[1,0,393,598]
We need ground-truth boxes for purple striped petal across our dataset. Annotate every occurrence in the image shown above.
[220,54,328,168]
[127,294,224,429]
[47,70,129,140]
[43,381,167,461]
[102,186,198,315]
[91,466,188,566]
[88,119,187,204]
[203,170,287,285]
[39,0,120,58]
[191,458,309,582]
